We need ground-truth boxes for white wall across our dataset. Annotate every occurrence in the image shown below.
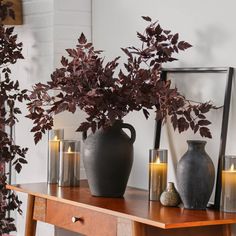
[15,0,54,235]
[14,0,91,235]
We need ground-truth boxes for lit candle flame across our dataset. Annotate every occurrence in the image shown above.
[156,157,161,164]
[53,135,58,141]
[230,164,235,171]
[68,146,72,153]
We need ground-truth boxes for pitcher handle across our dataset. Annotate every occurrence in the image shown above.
[121,123,136,144]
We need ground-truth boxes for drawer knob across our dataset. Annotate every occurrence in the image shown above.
[71,216,82,223]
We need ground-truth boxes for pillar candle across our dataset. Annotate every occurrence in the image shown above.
[48,135,60,183]
[59,143,80,187]
[149,157,167,201]
[221,163,236,212]
[47,129,64,184]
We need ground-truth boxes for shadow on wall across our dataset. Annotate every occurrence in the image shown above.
[195,24,230,65]
[22,29,51,84]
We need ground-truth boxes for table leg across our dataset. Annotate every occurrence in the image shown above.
[132,222,146,236]
[223,225,232,236]
[25,194,37,236]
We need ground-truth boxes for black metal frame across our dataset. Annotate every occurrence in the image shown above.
[154,67,234,209]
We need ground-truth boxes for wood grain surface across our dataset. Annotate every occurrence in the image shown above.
[25,195,37,236]
[7,180,236,229]
[33,197,46,222]
[46,199,117,235]
[133,223,231,236]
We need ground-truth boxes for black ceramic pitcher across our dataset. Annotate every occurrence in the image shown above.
[82,120,136,197]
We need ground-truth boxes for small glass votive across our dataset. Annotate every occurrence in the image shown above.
[149,149,168,201]
[58,140,80,187]
[48,129,64,184]
[221,155,236,212]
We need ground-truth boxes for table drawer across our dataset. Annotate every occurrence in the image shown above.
[46,200,117,235]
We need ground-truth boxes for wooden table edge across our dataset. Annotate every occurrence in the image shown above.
[7,184,236,230]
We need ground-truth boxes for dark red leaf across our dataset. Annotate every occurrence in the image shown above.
[76,122,91,132]
[15,163,22,173]
[34,132,42,144]
[198,120,211,126]
[199,103,211,113]
[190,121,195,130]
[142,109,150,119]
[78,33,87,44]
[198,114,206,119]
[178,41,192,50]
[200,127,212,138]
[137,32,147,42]
[142,16,152,22]
[18,158,28,164]
[194,125,199,134]
[171,33,179,44]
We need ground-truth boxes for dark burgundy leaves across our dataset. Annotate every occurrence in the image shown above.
[76,122,91,132]
[171,33,179,44]
[142,16,152,22]
[200,127,212,138]
[199,103,212,113]
[34,131,42,144]
[26,16,214,145]
[142,109,150,119]
[198,120,211,126]
[78,33,87,44]
[0,8,28,233]
[178,41,192,51]
[137,32,147,42]
[177,117,189,133]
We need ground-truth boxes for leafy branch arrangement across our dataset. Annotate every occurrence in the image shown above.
[27,16,215,144]
[0,0,28,234]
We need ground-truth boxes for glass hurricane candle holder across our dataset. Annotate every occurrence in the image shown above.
[47,129,64,184]
[221,155,236,212]
[149,149,168,201]
[58,140,80,187]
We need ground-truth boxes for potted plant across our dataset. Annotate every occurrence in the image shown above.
[27,16,214,197]
[0,0,28,234]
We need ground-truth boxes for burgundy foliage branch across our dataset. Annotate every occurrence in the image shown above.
[0,1,28,234]
[27,16,216,144]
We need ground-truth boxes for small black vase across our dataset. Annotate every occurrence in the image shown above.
[177,140,215,209]
[82,120,136,197]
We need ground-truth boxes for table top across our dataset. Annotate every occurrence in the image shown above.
[7,180,236,229]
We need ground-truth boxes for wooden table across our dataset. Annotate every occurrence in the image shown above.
[7,180,236,236]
